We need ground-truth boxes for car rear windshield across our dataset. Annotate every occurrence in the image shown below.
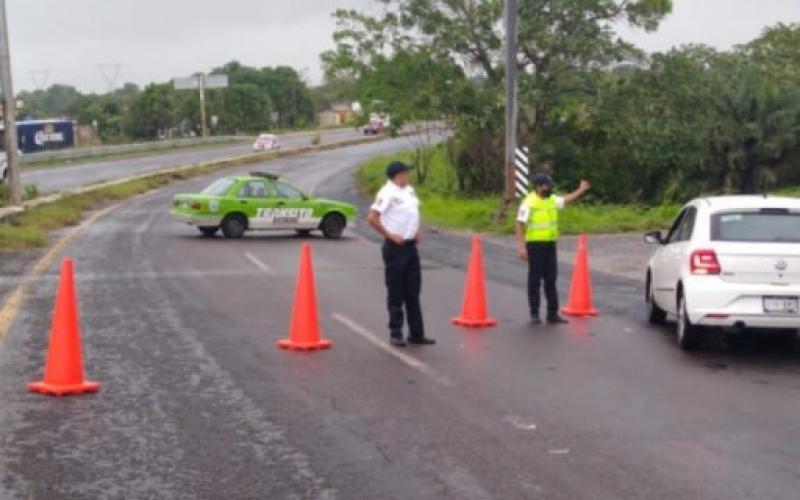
[711,211,800,243]
[201,178,235,196]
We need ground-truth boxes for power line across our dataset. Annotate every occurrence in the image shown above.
[98,63,122,92]
[29,69,50,90]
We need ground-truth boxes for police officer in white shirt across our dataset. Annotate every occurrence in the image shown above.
[367,161,436,347]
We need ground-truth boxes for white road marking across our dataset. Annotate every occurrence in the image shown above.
[244,252,276,275]
[503,415,538,431]
[549,449,570,455]
[332,312,452,387]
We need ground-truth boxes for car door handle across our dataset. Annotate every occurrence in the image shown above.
[276,201,285,206]
[240,200,248,204]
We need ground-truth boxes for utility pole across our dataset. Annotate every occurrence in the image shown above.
[0,0,21,206]
[196,73,208,138]
[503,0,519,205]
[173,73,227,138]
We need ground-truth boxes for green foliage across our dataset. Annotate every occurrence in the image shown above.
[209,62,315,131]
[325,0,674,197]
[328,4,800,204]
[358,148,680,234]
[16,61,317,141]
[310,76,359,112]
[0,183,43,207]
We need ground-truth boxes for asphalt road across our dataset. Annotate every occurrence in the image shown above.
[1,137,799,499]
[19,128,365,194]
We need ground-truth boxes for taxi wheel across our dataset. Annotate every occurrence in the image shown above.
[321,214,345,239]
[221,214,247,239]
[198,226,219,237]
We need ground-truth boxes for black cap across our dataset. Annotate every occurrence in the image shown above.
[531,173,554,187]
[386,161,413,179]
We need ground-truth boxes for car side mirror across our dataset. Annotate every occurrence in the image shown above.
[644,230,664,245]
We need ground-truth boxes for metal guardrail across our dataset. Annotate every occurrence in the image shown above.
[19,136,248,164]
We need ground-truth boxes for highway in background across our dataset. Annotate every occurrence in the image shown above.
[0,136,798,499]
[19,127,364,194]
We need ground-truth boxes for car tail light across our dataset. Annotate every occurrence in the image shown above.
[690,249,721,275]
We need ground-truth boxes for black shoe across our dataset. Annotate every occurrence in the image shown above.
[390,337,407,347]
[547,314,569,324]
[530,315,542,325]
[408,337,436,345]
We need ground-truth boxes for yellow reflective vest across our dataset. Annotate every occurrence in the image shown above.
[524,193,559,242]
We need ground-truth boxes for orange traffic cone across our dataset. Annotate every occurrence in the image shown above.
[561,234,599,317]
[452,235,497,328]
[28,258,100,396]
[277,243,332,351]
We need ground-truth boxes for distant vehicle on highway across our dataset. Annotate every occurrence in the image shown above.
[363,113,389,135]
[171,171,357,239]
[644,195,800,349]
[252,133,281,152]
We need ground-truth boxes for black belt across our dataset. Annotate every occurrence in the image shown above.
[385,239,416,247]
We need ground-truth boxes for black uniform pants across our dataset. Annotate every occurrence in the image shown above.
[526,241,559,317]
[382,240,425,339]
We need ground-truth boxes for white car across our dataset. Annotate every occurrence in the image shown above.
[645,195,800,350]
[252,133,281,152]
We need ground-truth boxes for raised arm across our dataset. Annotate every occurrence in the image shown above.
[563,180,590,204]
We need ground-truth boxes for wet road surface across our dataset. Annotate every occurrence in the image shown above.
[19,128,364,194]
[1,136,799,499]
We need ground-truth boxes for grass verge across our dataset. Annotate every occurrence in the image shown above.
[0,173,187,252]
[357,148,682,235]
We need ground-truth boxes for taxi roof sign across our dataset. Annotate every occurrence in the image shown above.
[249,171,279,180]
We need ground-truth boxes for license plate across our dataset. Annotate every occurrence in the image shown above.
[763,296,799,314]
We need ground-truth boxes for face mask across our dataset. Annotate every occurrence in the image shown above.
[539,188,553,198]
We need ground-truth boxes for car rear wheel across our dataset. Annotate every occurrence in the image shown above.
[198,226,219,237]
[221,214,247,239]
[677,292,702,350]
[646,275,667,325]
[320,214,346,239]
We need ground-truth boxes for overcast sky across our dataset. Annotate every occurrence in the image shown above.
[7,0,800,93]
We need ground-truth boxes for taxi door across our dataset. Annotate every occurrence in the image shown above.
[236,180,272,229]
[269,181,319,230]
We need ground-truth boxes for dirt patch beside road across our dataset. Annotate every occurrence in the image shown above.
[484,232,653,283]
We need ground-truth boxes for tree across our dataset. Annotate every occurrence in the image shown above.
[211,61,315,129]
[705,59,800,193]
[126,83,178,139]
[741,23,800,85]
[356,48,474,184]
[322,0,672,195]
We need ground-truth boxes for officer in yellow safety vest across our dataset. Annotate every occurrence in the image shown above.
[516,174,590,324]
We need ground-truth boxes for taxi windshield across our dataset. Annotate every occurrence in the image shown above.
[201,178,235,196]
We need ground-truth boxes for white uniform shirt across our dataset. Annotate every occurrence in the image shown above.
[516,196,566,223]
[371,181,421,240]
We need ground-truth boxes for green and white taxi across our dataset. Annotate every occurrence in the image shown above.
[171,172,357,239]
